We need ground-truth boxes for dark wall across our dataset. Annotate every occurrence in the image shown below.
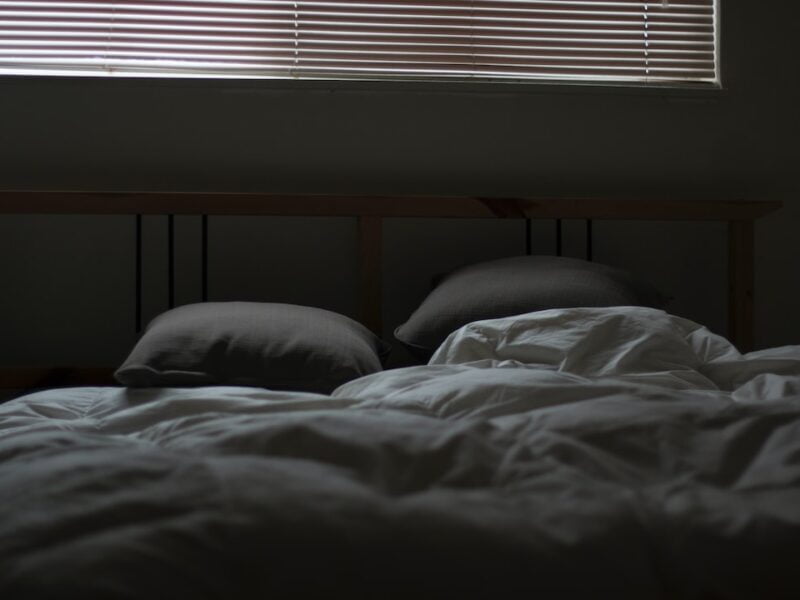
[0,2,797,366]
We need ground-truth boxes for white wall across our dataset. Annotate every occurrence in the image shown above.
[0,2,797,367]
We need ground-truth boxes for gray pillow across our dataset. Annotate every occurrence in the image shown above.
[395,255,669,361]
[116,302,390,393]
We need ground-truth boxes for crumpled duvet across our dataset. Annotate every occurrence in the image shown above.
[1,307,799,598]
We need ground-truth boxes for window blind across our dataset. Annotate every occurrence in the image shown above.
[0,1,718,84]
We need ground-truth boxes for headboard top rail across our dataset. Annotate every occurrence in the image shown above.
[0,191,782,221]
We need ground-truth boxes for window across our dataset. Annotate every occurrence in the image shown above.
[0,1,718,85]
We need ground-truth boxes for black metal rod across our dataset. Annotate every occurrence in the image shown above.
[201,214,208,302]
[167,214,175,309]
[135,214,142,333]
[555,219,563,256]
[586,219,593,261]
[525,218,532,255]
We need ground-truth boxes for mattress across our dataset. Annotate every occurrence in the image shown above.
[1,307,799,598]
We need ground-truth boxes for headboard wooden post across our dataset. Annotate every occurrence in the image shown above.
[358,216,383,335]
[728,220,755,352]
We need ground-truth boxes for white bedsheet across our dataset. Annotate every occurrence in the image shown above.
[1,307,799,597]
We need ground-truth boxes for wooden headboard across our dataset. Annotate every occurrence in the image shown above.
[0,191,781,389]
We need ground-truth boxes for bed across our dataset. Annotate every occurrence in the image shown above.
[0,193,795,597]
[2,306,800,598]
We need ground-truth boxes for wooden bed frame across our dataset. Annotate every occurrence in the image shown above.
[0,191,782,390]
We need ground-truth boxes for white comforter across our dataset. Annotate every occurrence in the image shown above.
[1,307,800,598]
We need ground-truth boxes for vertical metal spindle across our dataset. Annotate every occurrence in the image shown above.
[201,214,208,302]
[555,219,563,256]
[586,219,593,261]
[525,218,532,255]
[135,214,142,333]
[167,214,175,309]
